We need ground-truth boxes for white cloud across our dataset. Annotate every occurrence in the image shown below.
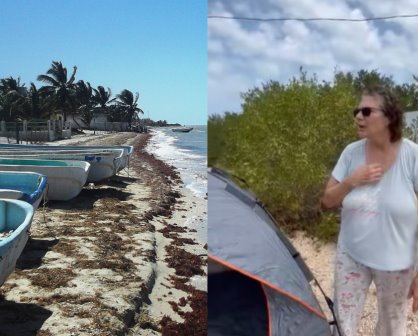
[208,38,224,55]
[208,70,251,115]
[208,0,418,115]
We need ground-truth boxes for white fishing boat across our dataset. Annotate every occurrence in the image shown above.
[0,158,90,201]
[0,199,34,286]
[0,172,47,210]
[0,149,123,183]
[172,127,193,133]
[0,144,133,172]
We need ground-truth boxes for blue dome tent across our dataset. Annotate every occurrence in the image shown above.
[208,168,339,336]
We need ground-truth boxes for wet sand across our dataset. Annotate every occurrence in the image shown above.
[0,131,207,336]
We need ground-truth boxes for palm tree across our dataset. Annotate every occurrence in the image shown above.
[93,86,115,109]
[75,80,94,128]
[26,83,52,119]
[106,105,125,122]
[37,61,77,122]
[116,89,143,127]
[0,77,26,96]
[0,93,23,121]
[0,77,28,121]
[93,86,115,125]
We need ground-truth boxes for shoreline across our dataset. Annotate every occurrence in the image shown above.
[0,131,207,335]
[128,131,207,335]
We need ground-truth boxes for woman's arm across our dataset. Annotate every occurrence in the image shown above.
[321,164,383,209]
[321,177,354,209]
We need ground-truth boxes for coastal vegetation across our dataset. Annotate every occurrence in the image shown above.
[209,69,418,241]
[0,61,143,127]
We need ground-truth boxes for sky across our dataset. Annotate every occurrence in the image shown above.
[208,0,418,115]
[0,0,207,126]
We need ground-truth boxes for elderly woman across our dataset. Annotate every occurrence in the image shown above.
[322,86,418,336]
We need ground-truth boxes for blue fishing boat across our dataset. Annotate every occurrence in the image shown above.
[0,199,34,286]
[0,172,47,210]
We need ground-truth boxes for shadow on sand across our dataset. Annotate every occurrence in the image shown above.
[97,175,139,189]
[46,187,134,211]
[0,299,52,336]
[16,238,59,270]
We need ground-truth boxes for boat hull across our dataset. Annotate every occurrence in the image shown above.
[0,199,34,286]
[0,151,122,183]
[172,127,193,133]
[0,159,90,201]
[0,172,47,210]
[0,144,132,172]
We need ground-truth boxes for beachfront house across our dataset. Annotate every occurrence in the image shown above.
[67,110,131,132]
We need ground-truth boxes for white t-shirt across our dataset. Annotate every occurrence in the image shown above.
[332,138,418,271]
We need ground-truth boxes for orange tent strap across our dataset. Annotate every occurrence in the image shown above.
[208,254,327,320]
[261,283,272,336]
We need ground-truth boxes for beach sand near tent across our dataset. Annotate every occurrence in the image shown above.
[290,232,418,335]
[0,131,207,335]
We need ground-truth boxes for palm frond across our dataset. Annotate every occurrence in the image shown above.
[68,66,78,84]
[37,74,59,86]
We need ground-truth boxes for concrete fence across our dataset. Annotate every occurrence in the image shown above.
[0,120,72,143]
[90,122,130,132]
[68,115,130,132]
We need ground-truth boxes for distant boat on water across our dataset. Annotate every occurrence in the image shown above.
[172,127,193,133]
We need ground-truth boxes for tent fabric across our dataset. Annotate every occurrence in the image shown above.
[208,169,332,336]
[208,271,268,336]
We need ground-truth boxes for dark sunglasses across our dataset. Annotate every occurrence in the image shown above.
[352,107,381,118]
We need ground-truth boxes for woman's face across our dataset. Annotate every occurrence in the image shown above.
[354,94,390,140]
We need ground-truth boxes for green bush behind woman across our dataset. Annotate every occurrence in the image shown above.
[208,69,418,241]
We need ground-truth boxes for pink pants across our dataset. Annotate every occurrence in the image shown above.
[333,246,415,336]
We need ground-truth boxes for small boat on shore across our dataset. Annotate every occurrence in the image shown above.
[0,158,90,201]
[172,127,193,133]
[0,150,123,183]
[0,199,34,286]
[0,172,47,210]
[0,144,133,173]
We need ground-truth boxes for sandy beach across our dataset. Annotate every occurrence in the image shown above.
[290,231,418,335]
[0,131,207,336]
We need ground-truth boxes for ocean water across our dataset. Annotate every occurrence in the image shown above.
[146,125,207,198]
[145,125,207,242]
